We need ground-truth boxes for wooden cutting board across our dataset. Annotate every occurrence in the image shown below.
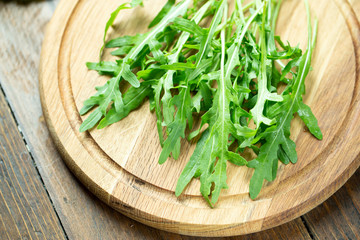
[39,0,360,237]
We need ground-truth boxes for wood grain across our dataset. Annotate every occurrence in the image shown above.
[0,86,65,239]
[0,0,359,239]
[301,0,360,238]
[303,169,360,240]
[38,0,360,236]
[0,1,207,240]
[1,1,311,239]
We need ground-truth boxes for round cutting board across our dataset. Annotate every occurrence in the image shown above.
[39,0,360,237]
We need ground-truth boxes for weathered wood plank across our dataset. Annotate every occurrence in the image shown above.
[0,0,358,239]
[40,0,360,236]
[0,1,313,239]
[301,0,360,238]
[303,169,360,240]
[0,1,156,239]
[0,88,66,239]
[160,218,311,240]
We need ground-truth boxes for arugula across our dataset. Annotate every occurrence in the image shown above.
[154,1,214,157]
[80,0,322,206]
[80,0,192,132]
[247,0,321,199]
[175,1,262,206]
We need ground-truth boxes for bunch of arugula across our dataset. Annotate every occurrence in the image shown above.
[80,0,322,207]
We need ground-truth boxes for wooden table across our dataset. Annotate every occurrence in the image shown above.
[0,0,359,239]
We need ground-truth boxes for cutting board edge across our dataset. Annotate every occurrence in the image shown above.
[38,0,360,237]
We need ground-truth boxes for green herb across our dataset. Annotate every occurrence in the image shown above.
[80,0,322,207]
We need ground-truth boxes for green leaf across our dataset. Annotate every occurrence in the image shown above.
[158,86,193,163]
[250,3,283,128]
[151,1,214,148]
[98,83,152,128]
[297,101,323,140]
[148,39,166,64]
[82,0,192,131]
[160,62,195,70]
[79,108,103,132]
[106,34,142,48]
[86,61,120,76]
[122,64,140,87]
[100,3,131,60]
[175,129,210,196]
[110,46,133,56]
[248,0,319,199]
[227,151,247,166]
[148,0,175,28]
[130,0,143,8]
[195,0,225,65]
[158,120,186,164]
[172,17,205,37]
[81,0,322,207]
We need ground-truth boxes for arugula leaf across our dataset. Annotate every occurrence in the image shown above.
[152,0,213,149]
[158,0,226,161]
[297,101,322,140]
[196,0,225,66]
[175,1,261,206]
[248,0,320,199]
[148,0,175,28]
[99,3,131,61]
[106,34,143,48]
[250,3,283,128]
[86,61,120,76]
[81,0,322,206]
[98,83,153,129]
[130,0,143,8]
[80,0,192,131]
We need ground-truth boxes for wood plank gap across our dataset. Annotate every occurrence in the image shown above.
[301,216,315,240]
[0,82,69,240]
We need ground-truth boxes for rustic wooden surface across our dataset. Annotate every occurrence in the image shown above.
[1,0,359,239]
[0,75,65,239]
[39,0,360,236]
